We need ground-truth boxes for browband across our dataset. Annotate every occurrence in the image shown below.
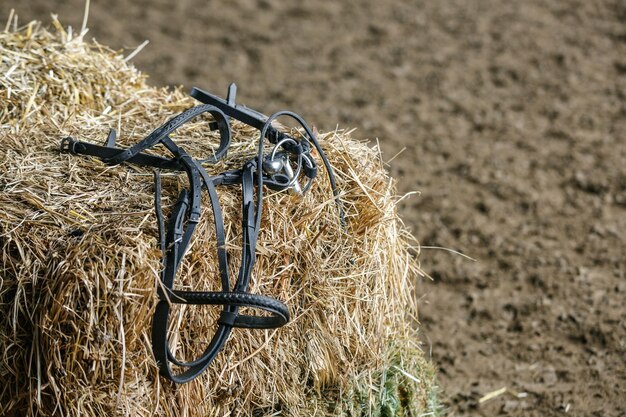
[60,84,345,383]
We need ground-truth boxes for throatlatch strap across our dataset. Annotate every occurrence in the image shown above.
[60,85,345,384]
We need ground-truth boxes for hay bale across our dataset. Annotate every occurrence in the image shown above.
[0,17,438,416]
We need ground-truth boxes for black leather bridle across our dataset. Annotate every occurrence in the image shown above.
[60,84,344,383]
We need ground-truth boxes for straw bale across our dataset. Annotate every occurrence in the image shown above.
[0,17,437,417]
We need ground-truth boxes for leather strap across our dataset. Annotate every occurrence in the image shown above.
[60,87,345,384]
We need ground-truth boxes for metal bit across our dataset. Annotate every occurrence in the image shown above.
[282,157,302,195]
[262,157,284,175]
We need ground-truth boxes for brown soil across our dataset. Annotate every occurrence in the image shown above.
[2,1,625,416]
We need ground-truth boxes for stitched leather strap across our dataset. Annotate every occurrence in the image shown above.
[104,104,231,165]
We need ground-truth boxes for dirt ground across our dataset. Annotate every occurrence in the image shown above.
[2,0,625,415]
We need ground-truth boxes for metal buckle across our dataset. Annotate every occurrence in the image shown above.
[60,137,77,153]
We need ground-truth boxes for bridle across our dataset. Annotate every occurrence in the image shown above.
[60,84,345,383]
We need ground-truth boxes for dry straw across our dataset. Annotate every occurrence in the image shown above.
[0,15,437,417]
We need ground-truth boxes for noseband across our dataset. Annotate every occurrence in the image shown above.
[60,84,345,383]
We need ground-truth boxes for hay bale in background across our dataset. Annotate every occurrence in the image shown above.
[0,17,437,416]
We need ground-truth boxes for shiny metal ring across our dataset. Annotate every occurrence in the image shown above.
[270,137,299,161]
